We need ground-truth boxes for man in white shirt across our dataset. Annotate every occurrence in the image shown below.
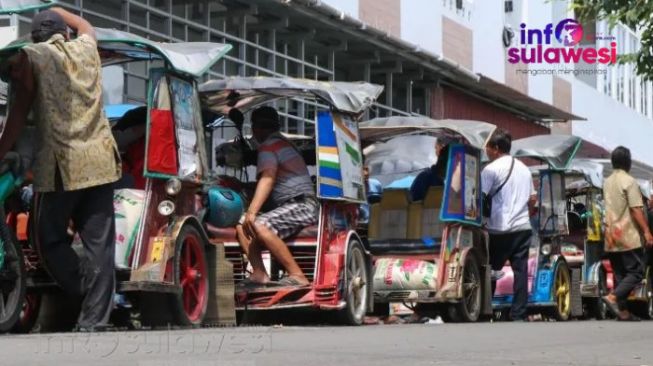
[481,129,536,321]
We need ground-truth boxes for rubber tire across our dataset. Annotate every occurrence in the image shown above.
[549,260,572,321]
[444,253,482,323]
[11,291,41,333]
[336,240,369,326]
[0,223,25,333]
[170,225,209,327]
[36,291,81,332]
[590,266,609,320]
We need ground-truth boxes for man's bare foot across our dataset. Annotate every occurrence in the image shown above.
[246,271,271,284]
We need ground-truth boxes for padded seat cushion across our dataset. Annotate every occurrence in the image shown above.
[205,223,319,240]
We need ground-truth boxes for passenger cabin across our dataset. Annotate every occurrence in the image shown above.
[360,117,496,258]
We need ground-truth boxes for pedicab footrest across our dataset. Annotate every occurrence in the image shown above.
[118,281,181,294]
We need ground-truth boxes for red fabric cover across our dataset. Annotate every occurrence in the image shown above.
[123,137,146,189]
[146,109,178,175]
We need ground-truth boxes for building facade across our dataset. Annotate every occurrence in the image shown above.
[3,0,648,165]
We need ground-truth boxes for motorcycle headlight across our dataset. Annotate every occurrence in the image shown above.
[158,200,176,217]
[165,178,182,196]
[541,243,552,256]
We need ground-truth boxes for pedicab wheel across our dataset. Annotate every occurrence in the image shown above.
[12,291,41,333]
[549,260,571,321]
[589,266,609,320]
[170,225,209,327]
[337,240,369,325]
[442,254,482,323]
[631,269,653,320]
[0,223,26,333]
[141,225,209,328]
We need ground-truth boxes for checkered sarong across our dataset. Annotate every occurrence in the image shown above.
[255,196,319,239]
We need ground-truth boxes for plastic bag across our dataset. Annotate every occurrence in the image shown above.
[373,258,438,291]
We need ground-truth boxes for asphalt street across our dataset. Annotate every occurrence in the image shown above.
[0,320,651,366]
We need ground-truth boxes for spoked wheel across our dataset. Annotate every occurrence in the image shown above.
[443,254,482,323]
[12,292,41,333]
[171,225,209,327]
[337,240,369,325]
[549,260,571,321]
[0,221,26,333]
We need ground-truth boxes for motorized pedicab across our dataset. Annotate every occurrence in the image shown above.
[493,134,584,321]
[0,26,234,331]
[196,76,383,325]
[358,117,497,322]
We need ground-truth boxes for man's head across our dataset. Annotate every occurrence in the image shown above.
[250,106,280,145]
[611,146,632,172]
[485,129,512,161]
[436,136,453,157]
[31,10,68,43]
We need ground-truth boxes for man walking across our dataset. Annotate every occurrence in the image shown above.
[0,8,121,331]
[602,146,653,321]
[481,129,536,321]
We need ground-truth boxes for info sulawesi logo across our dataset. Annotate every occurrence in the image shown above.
[507,19,617,64]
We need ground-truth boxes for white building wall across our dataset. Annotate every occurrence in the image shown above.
[400,0,442,56]
[573,80,653,163]
[469,0,505,82]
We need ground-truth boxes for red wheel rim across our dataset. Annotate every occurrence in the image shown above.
[179,235,207,322]
[18,293,38,328]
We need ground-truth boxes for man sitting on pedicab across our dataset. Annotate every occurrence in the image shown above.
[237,106,319,287]
[409,137,451,201]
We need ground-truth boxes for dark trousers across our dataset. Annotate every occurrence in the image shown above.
[489,230,532,320]
[33,182,116,328]
[608,248,644,310]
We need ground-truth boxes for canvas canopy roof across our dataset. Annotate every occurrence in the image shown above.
[359,116,496,150]
[511,134,582,170]
[0,28,231,78]
[0,0,55,14]
[199,76,383,115]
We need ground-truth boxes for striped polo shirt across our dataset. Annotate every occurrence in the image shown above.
[257,133,315,207]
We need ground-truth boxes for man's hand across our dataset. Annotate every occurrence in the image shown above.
[645,231,653,248]
[242,211,258,240]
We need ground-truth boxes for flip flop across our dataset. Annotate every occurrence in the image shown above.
[601,295,620,317]
[617,314,641,322]
[278,276,310,287]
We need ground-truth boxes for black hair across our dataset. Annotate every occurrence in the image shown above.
[114,106,147,131]
[251,106,280,130]
[487,129,512,154]
[611,146,631,172]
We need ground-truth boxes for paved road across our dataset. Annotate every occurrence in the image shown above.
[0,320,651,366]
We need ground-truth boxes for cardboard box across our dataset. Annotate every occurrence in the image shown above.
[204,243,236,326]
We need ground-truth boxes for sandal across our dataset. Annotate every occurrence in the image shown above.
[278,276,310,287]
[617,313,641,322]
[601,295,620,317]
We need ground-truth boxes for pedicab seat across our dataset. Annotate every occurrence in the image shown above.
[205,223,319,242]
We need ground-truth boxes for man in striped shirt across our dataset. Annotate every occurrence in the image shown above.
[237,106,318,287]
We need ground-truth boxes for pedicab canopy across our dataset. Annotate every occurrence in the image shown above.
[0,28,232,78]
[199,76,383,116]
[359,116,496,150]
[512,135,583,237]
[511,134,582,170]
[0,0,56,14]
[200,76,384,204]
[360,117,498,226]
